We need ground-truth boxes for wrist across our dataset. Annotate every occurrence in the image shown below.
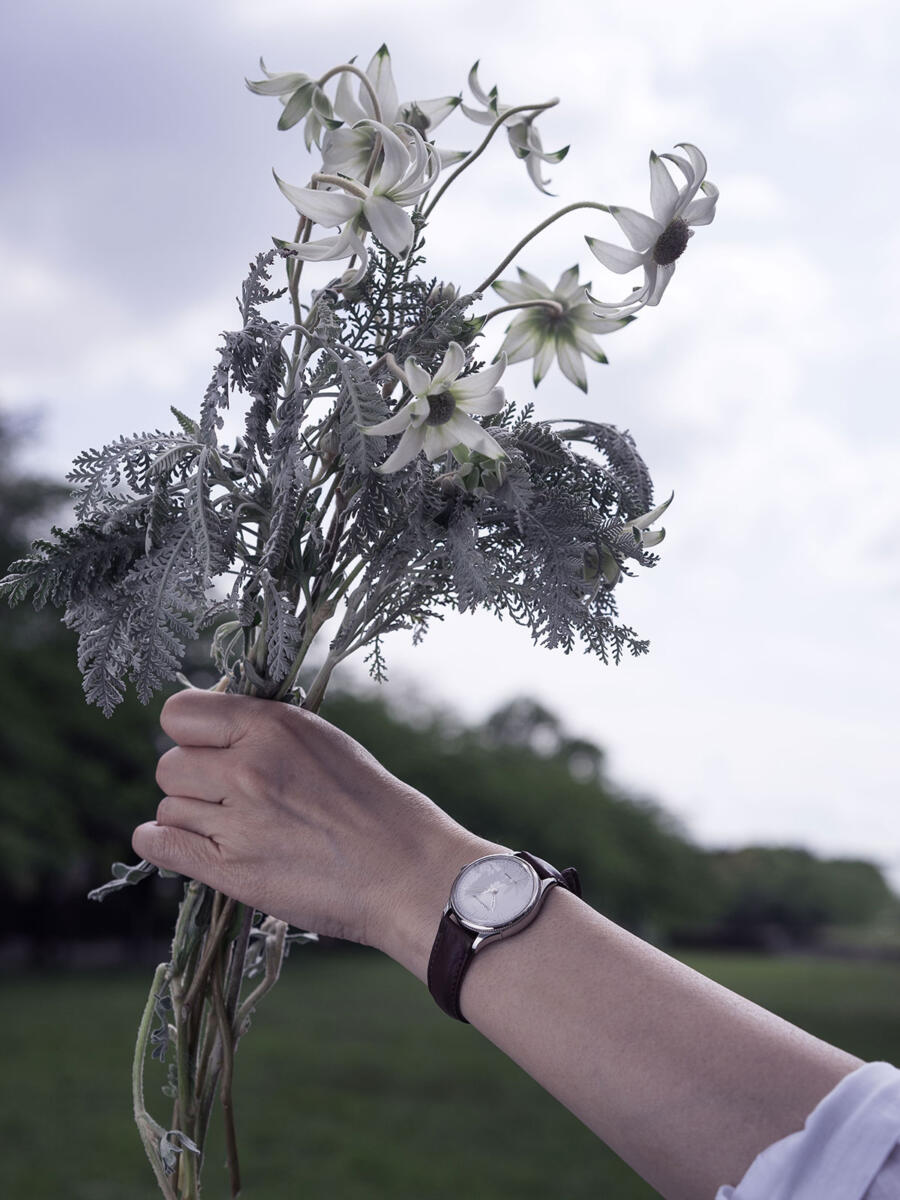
[376,814,507,982]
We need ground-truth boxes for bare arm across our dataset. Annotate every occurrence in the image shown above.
[136,691,863,1200]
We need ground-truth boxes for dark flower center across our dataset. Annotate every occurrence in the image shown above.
[425,391,456,426]
[401,103,431,133]
[652,217,692,266]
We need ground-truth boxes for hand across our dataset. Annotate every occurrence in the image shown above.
[133,690,501,978]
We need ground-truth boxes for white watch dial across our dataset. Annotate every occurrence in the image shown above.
[451,855,539,930]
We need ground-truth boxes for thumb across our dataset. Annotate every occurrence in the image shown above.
[132,821,221,885]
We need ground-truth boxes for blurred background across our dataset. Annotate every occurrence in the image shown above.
[2,0,899,1197]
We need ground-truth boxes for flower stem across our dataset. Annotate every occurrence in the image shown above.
[133,963,178,1200]
[212,949,241,1198]
[171,977,199,1199]
[316,64,383,124]
[421,98,559,220]
[473,201,611,295]
[480,298,564,325]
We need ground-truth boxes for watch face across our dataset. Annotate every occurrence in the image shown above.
[451,855,539,931]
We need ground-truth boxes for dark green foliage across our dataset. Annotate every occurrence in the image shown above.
[673,847,900,950]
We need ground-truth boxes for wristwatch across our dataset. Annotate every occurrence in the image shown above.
[426,850,581,1023]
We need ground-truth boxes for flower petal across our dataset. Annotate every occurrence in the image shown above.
[277,83,315,131]
[506,267,549,299]
[584,278,651,314]
[570,304,633,335]
[431,341,467,389]
[456,385,505,416]
[274,174,361,226]
[571,326,608,362]
[492,278,542,304]
[466,60,492,107]
[437,145,469,168]
[459,102,496,126]
[626,491,674,530]
[556,339,588,392]
[434,411,505,461]
[532,338,556,385]
[554,265,581,299]
[646,262,674,306]
[357,120,410,192]
[401,95,461,132]
[374,424,426,473]
[274,222,361,262]
[404,358,432,396]
[585,237,647,274]
[333,70,367,125]
[676,143,708,185]
[321,127,374,179]
[363,193,414,256]
[364,44,399,123]
[648,151,679,225]
[246,68,311,97]
[423,415,468,460]
[360,400,416,436]
[498,322,543,363]
[449,354,506,399]
[609,206,663,252]
[683,181,719,227]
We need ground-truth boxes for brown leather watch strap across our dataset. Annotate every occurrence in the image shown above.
[427,851,581,1024]
[427,911,477,1023]
[515,850,582,898]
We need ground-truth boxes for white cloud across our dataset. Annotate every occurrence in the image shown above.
[4,0,899,892]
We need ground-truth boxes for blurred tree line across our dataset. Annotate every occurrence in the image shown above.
[2,411,898,964]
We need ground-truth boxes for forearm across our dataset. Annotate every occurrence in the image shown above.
[143,695,865,1200]
[389,833,864,1200]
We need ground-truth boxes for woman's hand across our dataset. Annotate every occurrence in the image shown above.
[133,689,501,978]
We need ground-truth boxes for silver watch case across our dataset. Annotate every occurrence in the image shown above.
[444,852,558,952]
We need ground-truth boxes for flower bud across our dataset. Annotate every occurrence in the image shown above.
[427,280,459,307]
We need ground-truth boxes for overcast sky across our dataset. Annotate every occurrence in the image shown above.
[3,0,899,888]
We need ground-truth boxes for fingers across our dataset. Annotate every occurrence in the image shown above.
[160,690,268,748]
[156,745,230,802]
[156,795,224,840]
[132,819,223,885]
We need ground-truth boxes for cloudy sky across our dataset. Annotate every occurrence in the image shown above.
[3,0,899,887]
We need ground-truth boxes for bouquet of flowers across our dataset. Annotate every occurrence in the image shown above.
[0,43,717,1198]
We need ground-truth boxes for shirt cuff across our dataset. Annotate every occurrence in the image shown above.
[716,1061,900,1199]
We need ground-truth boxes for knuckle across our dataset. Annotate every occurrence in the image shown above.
[231,755,265,797]
[156,796,175,825]
[155,747,179,793]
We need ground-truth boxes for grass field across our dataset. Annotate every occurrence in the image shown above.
[2,947,898,1199]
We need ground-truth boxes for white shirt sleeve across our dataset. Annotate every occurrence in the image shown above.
[715,1061,900,1200]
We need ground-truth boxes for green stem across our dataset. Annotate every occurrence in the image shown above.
[480,298,564,325]
[181,895,236,1013]
[310,171,368,200]
[171,978,199,1199]
[421,98,559,220]
[212,951,241,1198]
[473,201,611,296]
[316,64,383,124]
[134,963,178,1200]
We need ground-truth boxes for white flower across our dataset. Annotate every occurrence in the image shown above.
[275,120,439,261]
[461,62,568,195]
[586,493,673,587]
[324,44,463,178]
[361,342,507,473]
[273,221,370,287]
[492,265,633,392]
[245,63,341,150]
[585,144,718,317]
